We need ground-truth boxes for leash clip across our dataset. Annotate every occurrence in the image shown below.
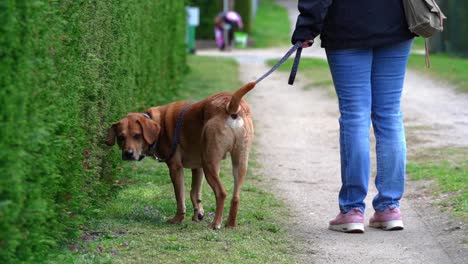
[154,155,165,163]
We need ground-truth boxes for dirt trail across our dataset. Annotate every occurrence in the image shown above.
[197,1,467,263]
[241,59,467,264]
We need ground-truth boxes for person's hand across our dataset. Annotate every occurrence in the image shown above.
[301,40,314,48]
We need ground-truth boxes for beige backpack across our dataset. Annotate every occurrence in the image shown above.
[402,0,447,67]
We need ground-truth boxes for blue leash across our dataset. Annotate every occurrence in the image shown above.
[145,103,193,163]
[255,41,303,85]
[146,42,304,162]
[168,103,193,161]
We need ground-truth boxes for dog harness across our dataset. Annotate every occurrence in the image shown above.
[144,103,194,163]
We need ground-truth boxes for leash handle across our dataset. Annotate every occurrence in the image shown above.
[255,41,303,85]
[288,46,302,85]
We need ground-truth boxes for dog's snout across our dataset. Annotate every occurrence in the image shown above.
[123,149,135,160]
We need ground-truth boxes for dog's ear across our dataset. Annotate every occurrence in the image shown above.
[137,118,160,145]
[105,123,118,146]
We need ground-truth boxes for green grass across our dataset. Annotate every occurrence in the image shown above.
[178,56,242,98]
[266,57,335,95]
[407,148,468,220]
[252,0,291,48]
[49,56,297,263]
[408,53,468,92]
[412,37,426,50]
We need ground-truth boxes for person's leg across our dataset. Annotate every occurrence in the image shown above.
[214,26,225,50]
[326,48,373,214]
[227,22,236,47]
[370,39,413,214]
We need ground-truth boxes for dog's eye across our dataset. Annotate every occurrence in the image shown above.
[118,135,125,142]
[133,134,141,140]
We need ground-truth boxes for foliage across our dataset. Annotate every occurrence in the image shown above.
[0,1,186,263]
[252,0,291,47]
[433,0,468,57]
[235,0,253,34]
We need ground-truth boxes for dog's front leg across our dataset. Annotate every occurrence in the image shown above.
[190,168,205,222]
[167,163,186,224]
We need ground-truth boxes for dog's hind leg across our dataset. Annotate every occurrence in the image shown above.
[167,163,186,224]
[190,168,205,222]
[202,121,231,229]
[203,160,227,230]
[226,148,249,228]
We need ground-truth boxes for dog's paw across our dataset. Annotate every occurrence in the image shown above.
[167,215,184,224]
[198,212,205,221]
[225,222,237,228]
[192,212,205,222]
[209,222,222,230]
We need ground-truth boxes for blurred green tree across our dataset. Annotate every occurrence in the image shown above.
[429,0,468,57]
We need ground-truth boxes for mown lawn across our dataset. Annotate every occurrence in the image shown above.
[252,0,291,48]
[407,148,468,220]
[412,37,425,50]
[49,56,298,263]
[266,57,335,96]
[408,53,468,92]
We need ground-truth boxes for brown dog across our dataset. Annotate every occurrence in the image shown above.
[105,82,256,229]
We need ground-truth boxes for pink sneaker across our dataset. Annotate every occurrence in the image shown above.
[328,208,365,233]
[369,207,404,231]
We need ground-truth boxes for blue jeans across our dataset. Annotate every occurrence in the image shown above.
[325,39,413,213]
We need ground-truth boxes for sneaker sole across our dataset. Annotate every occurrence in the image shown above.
[369,220,404,231]
[329,223,365,233]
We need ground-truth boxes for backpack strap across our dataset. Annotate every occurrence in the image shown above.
[425,38,430,69]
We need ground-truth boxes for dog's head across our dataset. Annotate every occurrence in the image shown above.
[105,113,160,161]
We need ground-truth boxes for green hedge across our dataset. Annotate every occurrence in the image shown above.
[235,0,253,34]
[0,1,186,263]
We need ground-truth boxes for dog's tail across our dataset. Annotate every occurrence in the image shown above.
[226,82,256,116]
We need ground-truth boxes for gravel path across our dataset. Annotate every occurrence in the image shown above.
[197,1,467,262]
[242,60,467,264]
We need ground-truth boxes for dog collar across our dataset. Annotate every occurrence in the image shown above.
[150,140,165,162]
[141,113,162,161]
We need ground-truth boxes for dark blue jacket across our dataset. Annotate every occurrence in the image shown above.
[292,0,414,49]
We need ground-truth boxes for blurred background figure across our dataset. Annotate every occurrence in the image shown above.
[214,10,244,50]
